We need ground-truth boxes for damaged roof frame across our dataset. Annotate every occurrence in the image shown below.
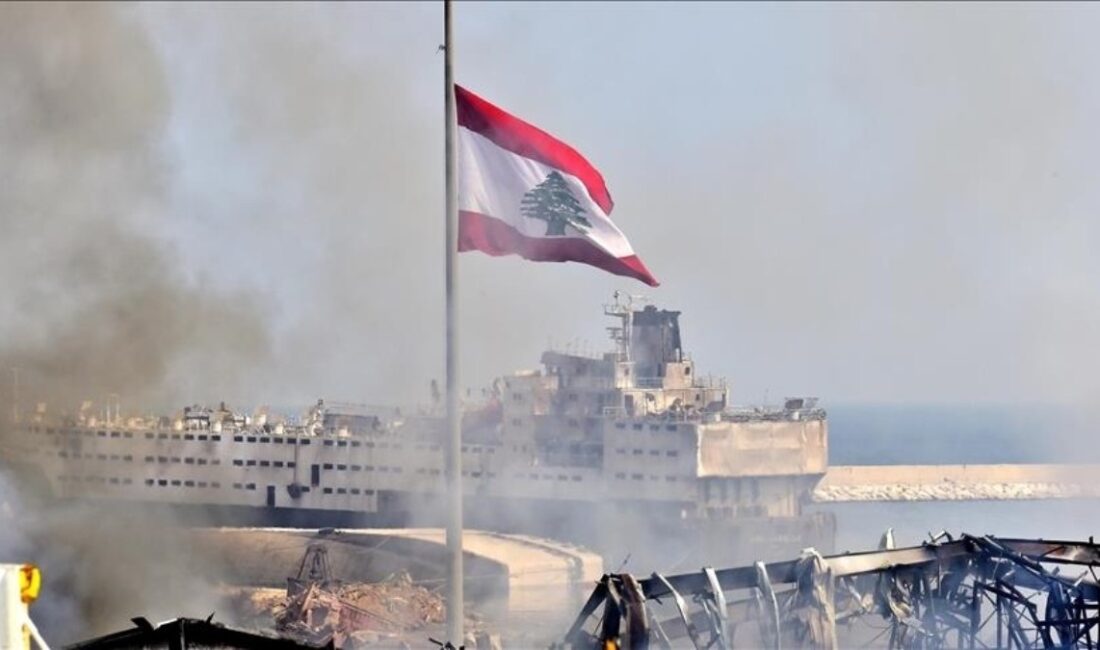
[562,534,1100,649]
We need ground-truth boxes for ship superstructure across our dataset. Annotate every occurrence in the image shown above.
[4,297,832,562]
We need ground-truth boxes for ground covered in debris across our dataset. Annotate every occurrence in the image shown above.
[335,574,445,628]
[220,573,452,648]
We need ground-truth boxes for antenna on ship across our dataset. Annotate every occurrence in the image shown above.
[108,393,120,425]
[10,367,18,424]
[605,290,645,362]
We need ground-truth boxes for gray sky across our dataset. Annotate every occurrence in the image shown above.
[23,2,1100,408]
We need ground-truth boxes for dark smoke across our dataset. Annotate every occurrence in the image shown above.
[0,474,237,643]
[0,3,269,411]
[0,3,268,642]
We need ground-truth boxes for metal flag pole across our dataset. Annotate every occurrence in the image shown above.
[442,0,464,643]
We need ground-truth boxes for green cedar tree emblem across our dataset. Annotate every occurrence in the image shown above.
[520,171,592,236]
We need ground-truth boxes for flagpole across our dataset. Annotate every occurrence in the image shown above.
[443,0,464,643]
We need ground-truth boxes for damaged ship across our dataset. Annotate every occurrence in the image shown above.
[4,297,833,566]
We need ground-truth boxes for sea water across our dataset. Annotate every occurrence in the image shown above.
[816,403,1100,550]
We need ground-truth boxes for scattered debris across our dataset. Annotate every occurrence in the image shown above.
[562,533,1100,649]
[276,572,445,646]
[272,542,446,648]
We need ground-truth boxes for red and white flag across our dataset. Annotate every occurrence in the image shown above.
[456,86,659,287]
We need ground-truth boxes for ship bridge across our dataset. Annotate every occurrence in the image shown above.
[535,297,727,420]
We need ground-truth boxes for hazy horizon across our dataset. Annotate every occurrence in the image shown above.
[7,2,1100,412]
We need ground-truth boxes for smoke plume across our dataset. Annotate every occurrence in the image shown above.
[0,4,266,642]
[0,3,269,412]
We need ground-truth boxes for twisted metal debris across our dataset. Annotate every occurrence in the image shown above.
[561,534,1100,649]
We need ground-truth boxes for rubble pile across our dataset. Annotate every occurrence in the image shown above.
[275,572,445,648]
[219,587,287,630]
[337,573,445,629]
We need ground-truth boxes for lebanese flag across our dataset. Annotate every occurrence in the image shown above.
[456,86,659,287]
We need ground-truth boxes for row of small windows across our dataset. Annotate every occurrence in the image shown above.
[320,487,377,495]
[512,392,580,402]
[512,473,584,482]
[233,435,308,444]
[615,448,680,457]
[222,437,432,451]
[59,475,133,485]
[48,432,411,448]
[48,429,136,439]
[46,429,461,454]
[231,483,312,493]
[509,417,586,429]
[144,456,222,466]
[614,422,683,432]
[216,460,464,475]
[58,451,133,462]
[60,475,239,490]
[226,436,372,447]
[145,432,223,442]
[49,423,686,440]
[233,459,296,468]
[329,464,404,473]
[35,427,436,444]
[52,431,385,446]
[460,445,493,454]
[317,462,415,474]
[144,478,223,488]
[614,473,680,482]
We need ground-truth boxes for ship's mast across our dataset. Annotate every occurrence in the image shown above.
[604,292,648,362]
[9,367,18,424]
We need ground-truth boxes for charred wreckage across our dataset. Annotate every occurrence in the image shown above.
[562,533,1100,649]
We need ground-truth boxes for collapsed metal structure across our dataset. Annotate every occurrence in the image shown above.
[275,542,446,646]
[562,534,1100,649]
